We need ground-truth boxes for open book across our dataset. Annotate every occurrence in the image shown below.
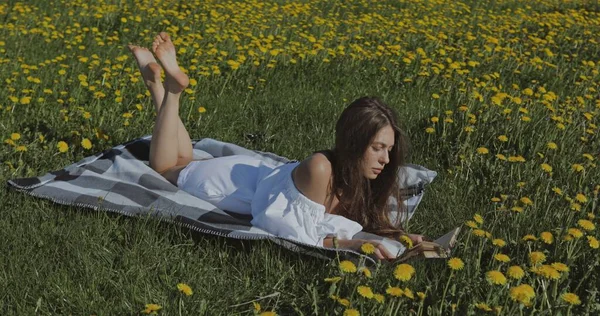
[353,227,461,262]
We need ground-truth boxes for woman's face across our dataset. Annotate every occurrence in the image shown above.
[362,125,395,179]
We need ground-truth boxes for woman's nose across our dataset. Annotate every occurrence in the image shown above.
[380,151,390,164]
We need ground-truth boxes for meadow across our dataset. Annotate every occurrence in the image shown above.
[1,0,599,314]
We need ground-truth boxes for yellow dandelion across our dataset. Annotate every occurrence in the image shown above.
[552,187,563,195]
[466,220,478,229]
[343,309,360,316]
[492,239,506,247]
[540,232,554,244]
[529,251,546,265]
[494,254,510,263]
[511,206,524,213]
[448,257,464,270]
[568,228,584,239]
[572,164,584,172]
[357,285,374,299]
[541,163,553,173]
[561,293,581,305]
[522,234,537,242]
[587,236,599,249]
[339,260,357,273]
[507,266,525,280]
[177,283,193,296]
[142,303,162,314]
[358,267,372,278]
[57,141,69,153]
[425,127,435,134]
[386,286,403,297]
[476,147,489,155]
[475,303,492,312]
[198,106,207,113]
[533,265,560,280]
[373,294,384,304]
[337,298,350,307]
[259,312,277,316]
[509,284,535,304]
[15,145,27,152]
[520,197,533,206]
[403,287,414,299]
[399,235,413,248]
[324,276,342,283]
[547,142,558,150]
[473,229,487,237]
[394,263,416,281]
[473,214,484,224]
[577,219,595,231]
[81,138,92,150]
[575,193,588,203]
[417,292,426,301]
[497,135,508,142]
[10,133,20,141]
[551,262,569,272]
[486,270,507,285]
[361,242,376,254]
[430,116,439,123]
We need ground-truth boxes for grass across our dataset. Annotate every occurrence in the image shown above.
[1,0,599,314]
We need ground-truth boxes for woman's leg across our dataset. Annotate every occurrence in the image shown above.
[138,32,191,174]
[128,37,193,169]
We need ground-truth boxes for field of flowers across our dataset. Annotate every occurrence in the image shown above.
[1,0,599,314]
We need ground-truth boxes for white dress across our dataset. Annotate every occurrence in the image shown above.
[176,155,363,246]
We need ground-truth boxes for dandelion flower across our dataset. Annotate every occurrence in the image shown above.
[403,287,414,299]
[577,219,595,231]
[343,309,360,316]
[357,285,374,299]
[466,220,478,229]
[15,145,27,152]
[394,264,416,281]
[399,235,413,248]
[81,138,92,150]
[259,312,277,316]
[509,284,535,304]
[425,127,435,134]
[540,232,554,244]
[575,193,588,203]
[339,260,357,273]
[337,298,350,307]
[476,147,489,154]
[587,236,599,249]
[358,267,372,278]
[57,141,69,153]
[568,228,584,239]
[546,142,558,150]
[507,266,525,280]
[551,262,569,272]
[448,257,464,270]
[492,239,506,247]
[386,286,403,297]
[494,254,510,263]
[529,251,546,265]
[522,234,537,242]
[486,270,507,285]
[532,265,560,280]
[324,276,342,283]
[541,163,553,173]
[572,164,584,172]
[417,292,426,301]
[142,303,162,314]
[561,293,581,305]
[475,303,492,312]
[373,294,384,304]
[10,133,20,141]
[497,135,508,142]
[198,106,207,113]
[177,283,193,296]
[473,214,484,224]
[473,229,487,237]
[520,197,533,205]
[361,243,376,254]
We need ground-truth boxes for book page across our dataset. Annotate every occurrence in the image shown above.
[433,227,461,250]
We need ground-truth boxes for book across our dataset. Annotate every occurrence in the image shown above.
[352,227,461,262]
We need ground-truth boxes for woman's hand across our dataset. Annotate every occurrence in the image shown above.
[335,239,396,260]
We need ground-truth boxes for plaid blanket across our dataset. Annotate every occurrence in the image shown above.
[7,135,437,264]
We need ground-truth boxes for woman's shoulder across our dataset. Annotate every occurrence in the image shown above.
[291,151,333,206]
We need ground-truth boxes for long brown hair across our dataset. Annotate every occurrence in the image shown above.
[326,96,410,240]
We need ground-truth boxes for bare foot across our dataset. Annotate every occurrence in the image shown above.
[152,32,189,94]
[127,45,163,89]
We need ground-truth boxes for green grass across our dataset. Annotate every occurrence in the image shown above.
[1,0,599,314]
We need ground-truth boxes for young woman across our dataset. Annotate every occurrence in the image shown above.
[128,32,426,260]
